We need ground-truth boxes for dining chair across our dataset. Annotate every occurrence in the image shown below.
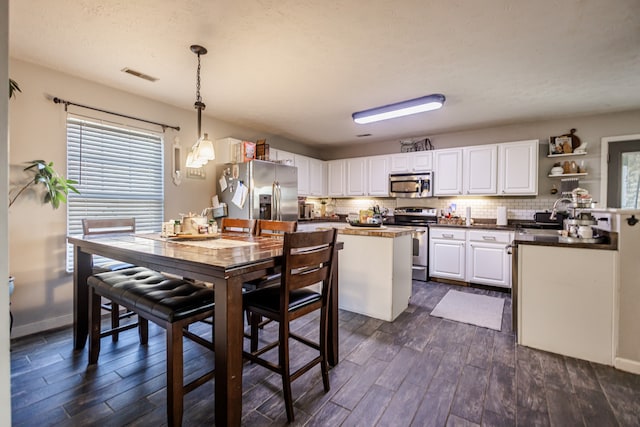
[82,217,143,342]
[254,219,298,237]
[242,228,338,423]
[87,266,215,427]
[220,217,257,234]
[243,219,298,337]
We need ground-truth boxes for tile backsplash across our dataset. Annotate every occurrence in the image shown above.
[306,196,568,222]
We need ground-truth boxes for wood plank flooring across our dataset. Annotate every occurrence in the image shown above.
[10,281,640,426]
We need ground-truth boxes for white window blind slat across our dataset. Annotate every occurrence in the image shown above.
[66,117,164,272]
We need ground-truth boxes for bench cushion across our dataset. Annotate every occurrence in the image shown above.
[88,267,214,323]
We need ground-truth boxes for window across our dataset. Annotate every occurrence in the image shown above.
[606,139,640,208]
[66,117,164,271]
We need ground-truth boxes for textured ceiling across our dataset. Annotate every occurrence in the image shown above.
[9,0,640,147]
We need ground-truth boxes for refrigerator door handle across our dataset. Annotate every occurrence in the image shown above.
[272,181,277,220]
[275,181,282,220]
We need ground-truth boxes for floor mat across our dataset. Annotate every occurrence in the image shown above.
[430,290,505,331]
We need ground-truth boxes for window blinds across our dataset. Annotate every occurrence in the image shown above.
[66,117,164,271]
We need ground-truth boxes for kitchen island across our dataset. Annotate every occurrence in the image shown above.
[513,233,618,365]
[298,222,413,321]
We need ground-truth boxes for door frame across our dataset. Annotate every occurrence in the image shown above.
[600,133,640,207]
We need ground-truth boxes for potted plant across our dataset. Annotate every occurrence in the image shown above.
[9,159,79,209]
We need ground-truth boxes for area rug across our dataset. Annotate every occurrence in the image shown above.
[430,290,505,331]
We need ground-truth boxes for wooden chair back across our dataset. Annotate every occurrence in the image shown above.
[220,218,257,234]
[282,228,338,299]
[82,218,136,235]
[255,219,297,237]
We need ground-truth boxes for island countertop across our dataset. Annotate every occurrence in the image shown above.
[337,226,413,238]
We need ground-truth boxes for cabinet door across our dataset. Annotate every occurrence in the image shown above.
[367,156,389,196]
[499,140,538,195]
[309,158,325,196]
[294,154,310,196]
[463,145,497,195]
[413,151,433,171]
[327,159,345,197]
[346,158,367,196]
[389,153,411,173]
[434,149,463,196]
[467,242,510,287]
[429,238,465,280]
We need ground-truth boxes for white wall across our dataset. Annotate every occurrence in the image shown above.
[7,58,311,337]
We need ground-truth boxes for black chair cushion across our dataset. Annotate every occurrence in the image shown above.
[243,286,320,314]
[242,271,282,292]
[88,267,214,323]
[92,259,136,274]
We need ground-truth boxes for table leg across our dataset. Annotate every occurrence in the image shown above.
[73,246,92,350]
[214,275,244,426]
[328,252,339,366]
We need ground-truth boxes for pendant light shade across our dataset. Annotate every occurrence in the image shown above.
[185,44,215,168]
[352,94,445,124]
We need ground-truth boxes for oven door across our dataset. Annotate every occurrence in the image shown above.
[410,227,429,281]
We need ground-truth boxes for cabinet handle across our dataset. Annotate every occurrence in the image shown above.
[482,236,497,241]
[505,244,513,255]
[443,233,454,238]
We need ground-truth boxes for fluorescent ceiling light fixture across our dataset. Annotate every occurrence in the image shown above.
[352,94,446,124]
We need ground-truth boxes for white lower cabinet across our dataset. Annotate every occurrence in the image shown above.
[429,227,513,287]
[466,230,513,288]
[429,227,466,281]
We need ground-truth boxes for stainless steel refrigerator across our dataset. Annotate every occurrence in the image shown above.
[216,160,298,221]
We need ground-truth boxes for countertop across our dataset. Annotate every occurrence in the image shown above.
[337,226,413,238]
[514,232,618,250]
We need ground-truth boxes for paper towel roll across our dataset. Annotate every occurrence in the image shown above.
[465,207,471,226]
[497,206,508,226]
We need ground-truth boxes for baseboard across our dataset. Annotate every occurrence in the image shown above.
[10,314,73,339]
[614,357,640,375]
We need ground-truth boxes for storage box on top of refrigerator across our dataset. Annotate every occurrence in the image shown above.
[216,160,298,221]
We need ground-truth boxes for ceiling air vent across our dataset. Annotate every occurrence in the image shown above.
[121,68,158,82]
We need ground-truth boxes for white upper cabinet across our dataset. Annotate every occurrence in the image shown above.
[463,145,498,195]
[269,148,295,164]
[367,155,389,196]
[327,159,345,197]
[346,157,367,196]
[434,148,463,196]
[498,140,538,195]
[309,158,325,196]
[389,151,433,173]
[294,154,311,196]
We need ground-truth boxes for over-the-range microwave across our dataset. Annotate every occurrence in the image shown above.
[389,171,433,198]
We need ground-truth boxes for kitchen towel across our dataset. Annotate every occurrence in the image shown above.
[430,290,505,331]
[497,206,508,226]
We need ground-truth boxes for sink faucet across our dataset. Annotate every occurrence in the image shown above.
[550,197,572,220]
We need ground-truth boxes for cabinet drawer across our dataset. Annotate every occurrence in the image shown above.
[430,228,466,240]
[468,230,512,244]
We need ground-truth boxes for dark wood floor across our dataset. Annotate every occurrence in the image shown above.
[10,281,640,426]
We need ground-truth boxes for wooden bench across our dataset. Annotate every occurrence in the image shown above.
[87,267,215,427]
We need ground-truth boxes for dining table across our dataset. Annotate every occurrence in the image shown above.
[67,231,343,426]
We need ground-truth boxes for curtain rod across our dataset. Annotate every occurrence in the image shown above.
[52,97,180,132]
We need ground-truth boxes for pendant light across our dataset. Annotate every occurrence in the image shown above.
[186,44,215,168]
